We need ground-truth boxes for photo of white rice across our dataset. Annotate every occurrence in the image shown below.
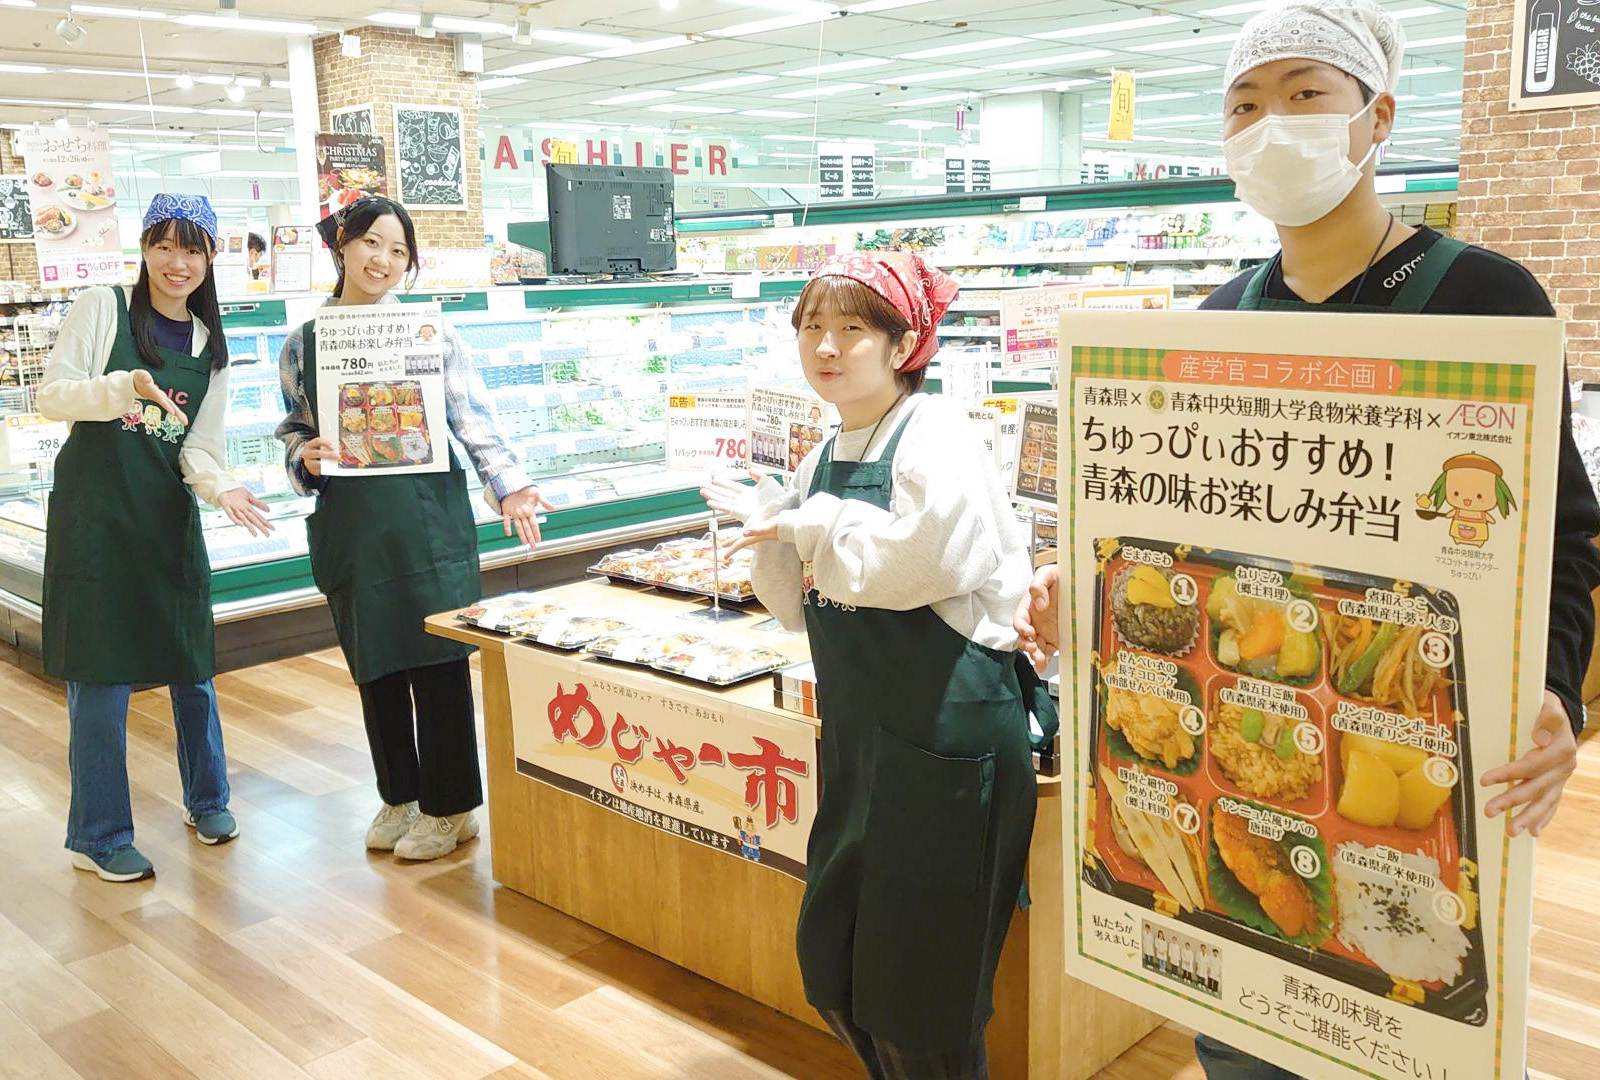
[1333,840,1470,986]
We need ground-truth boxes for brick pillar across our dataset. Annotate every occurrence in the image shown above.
[1457,0,1600,375]
[1,131,42,288]
[312,27,483,254]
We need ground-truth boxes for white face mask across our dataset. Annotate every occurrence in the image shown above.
[1223,97,1381,228]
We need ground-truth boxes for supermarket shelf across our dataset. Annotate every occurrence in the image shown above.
[930,247,1277,268]
[939,326,1002,339]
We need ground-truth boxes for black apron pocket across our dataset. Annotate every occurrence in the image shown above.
[852,725,995,1050]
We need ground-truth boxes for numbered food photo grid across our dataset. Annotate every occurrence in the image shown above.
[337,380,433,468]
[1082,537,1487,1025]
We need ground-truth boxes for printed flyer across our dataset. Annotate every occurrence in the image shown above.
[506,646,819,878]
[270,225,314,293]
[314,302,449,476]
[316,132,388,219]
[665,390,749,473]
[1002,285,1174,369]
[1013,398,1059,509]
[746,387,834,477]
[966,406,1003,470]
[17,127,121,286]
[1061,310,1562,1080]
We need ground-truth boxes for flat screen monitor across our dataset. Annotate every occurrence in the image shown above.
[545,163,677,276]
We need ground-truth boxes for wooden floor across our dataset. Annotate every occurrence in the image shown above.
[0,648,1594,1080]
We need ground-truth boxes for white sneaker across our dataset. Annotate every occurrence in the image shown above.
[365,801,420,851]
[393,810,479,862]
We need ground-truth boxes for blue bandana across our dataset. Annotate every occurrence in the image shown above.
[142,193,218,246]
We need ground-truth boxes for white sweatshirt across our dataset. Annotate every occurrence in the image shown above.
[749,394,1030,651]
[36,285,240,507]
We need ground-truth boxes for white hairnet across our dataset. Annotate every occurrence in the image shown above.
[1225,0,1407,95]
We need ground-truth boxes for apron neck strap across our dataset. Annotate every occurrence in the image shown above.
[1238,255,1279,311]
[1391,234,1468,312]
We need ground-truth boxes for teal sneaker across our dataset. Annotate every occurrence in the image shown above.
[184,809,240,845]
[71,847,155,883]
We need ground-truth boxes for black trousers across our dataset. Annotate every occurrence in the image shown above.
[356,658,481,817]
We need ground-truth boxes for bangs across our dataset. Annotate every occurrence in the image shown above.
[792,275,908,333]
[142,216,213,253]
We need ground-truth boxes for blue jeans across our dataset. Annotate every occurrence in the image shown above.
[1195,1034,1304,1080]
[65,681,230,856]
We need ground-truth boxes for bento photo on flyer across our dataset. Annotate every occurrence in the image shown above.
[313,302,449,476]
[1061,308,1564,1080]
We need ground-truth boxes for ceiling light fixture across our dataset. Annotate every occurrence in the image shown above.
[1130,33,1239,52]
[497,55,592,75]
[174,14,318,34]
[226,83,246,102]
[708,14,838,38]
[591,89,677,105]
[1200,1,1274,15]
[71,4,168,18]
[888,91,967,107]
[772,82,869,98]
[874,66,982,85]
[0,62,48,74]
[648,103,734,113]
[0,0,39,8]
[591,35,695,58]
[986,49,1111,72]
[1409,34,1468,48]
[896,36,1024,61]
[1133,63,1219,79]
[678,74,778,91]
[739,108,811,117]
[660,0,679,8]
[513,11,532,44]
[1041,15,1180,40]
[217,0,237,14]
[175,72,194,88]
[783,57,891,77]
[478,76,525,92]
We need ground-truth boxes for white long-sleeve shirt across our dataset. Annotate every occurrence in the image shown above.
[748,394,1030,651]
[37,285,241,507]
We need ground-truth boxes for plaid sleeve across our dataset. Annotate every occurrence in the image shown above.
[273,323,324,496]
[441,325,531,503]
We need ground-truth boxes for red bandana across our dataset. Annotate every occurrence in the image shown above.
[809,252,961,372]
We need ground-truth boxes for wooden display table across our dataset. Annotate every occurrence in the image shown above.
[428,580,1159,1079]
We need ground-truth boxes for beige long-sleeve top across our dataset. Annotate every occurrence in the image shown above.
[37,285,241,507]
[748,394,1031,651]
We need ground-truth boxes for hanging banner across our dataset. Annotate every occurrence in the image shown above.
[394,103,466,210]
[665,390,750,473]
[506,646,819,879]
[818,146,846,200]
[1510,0,1600,111]
[270,225,315,293]
[746,387,835,477]
[1061,310,1562,1080]
[0,177,32,243]
[1109,71,1138,142]
[850,150,876,200]
[18,127,122,287]
[316,132,388,219]
[1001,285,1082,370]
[313,302,449,475]
[945,157,968,194]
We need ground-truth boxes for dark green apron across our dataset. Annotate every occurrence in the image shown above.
[795,405,1056,1052]
[1238,233,1467,313]
[43,287,215,685]
[300,321,479,685]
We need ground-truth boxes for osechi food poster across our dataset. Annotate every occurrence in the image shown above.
[1061,310,1564,1080]
[313,302,448,476]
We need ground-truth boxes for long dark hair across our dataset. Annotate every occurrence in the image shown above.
[328,196,420,298]
[131,217,228,372]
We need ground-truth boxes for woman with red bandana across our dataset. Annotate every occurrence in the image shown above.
[704,253,1055,1078]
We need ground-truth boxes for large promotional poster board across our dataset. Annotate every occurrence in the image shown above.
[1061,310,1561,1080]
[506,645,819,878]
[18,128,121,286]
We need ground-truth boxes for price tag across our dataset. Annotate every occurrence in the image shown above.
[1018,195,1047,212]
[5,414,68,466]
[772,212,796,229]
[665,390,750,472]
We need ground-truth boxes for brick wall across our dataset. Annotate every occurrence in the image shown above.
[1457,0,1600,376]
[313,27,484,253]
[0,132,41,287]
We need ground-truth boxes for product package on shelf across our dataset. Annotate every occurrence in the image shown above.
[590,529,756,603]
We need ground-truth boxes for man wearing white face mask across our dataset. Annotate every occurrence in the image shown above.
[1185,2,1600,1078]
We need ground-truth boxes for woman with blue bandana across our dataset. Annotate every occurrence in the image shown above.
[38,192,273,883]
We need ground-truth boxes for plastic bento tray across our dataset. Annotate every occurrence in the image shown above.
[588,534,758,605]
[1081,536,1487,1025]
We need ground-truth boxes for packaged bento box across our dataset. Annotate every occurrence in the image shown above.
[522,611,633,650]
[587,629,709,666]
[457,593,561,634]
[651,641,791,686]
[1082,537,1486,1025]
[335,379,433,470]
